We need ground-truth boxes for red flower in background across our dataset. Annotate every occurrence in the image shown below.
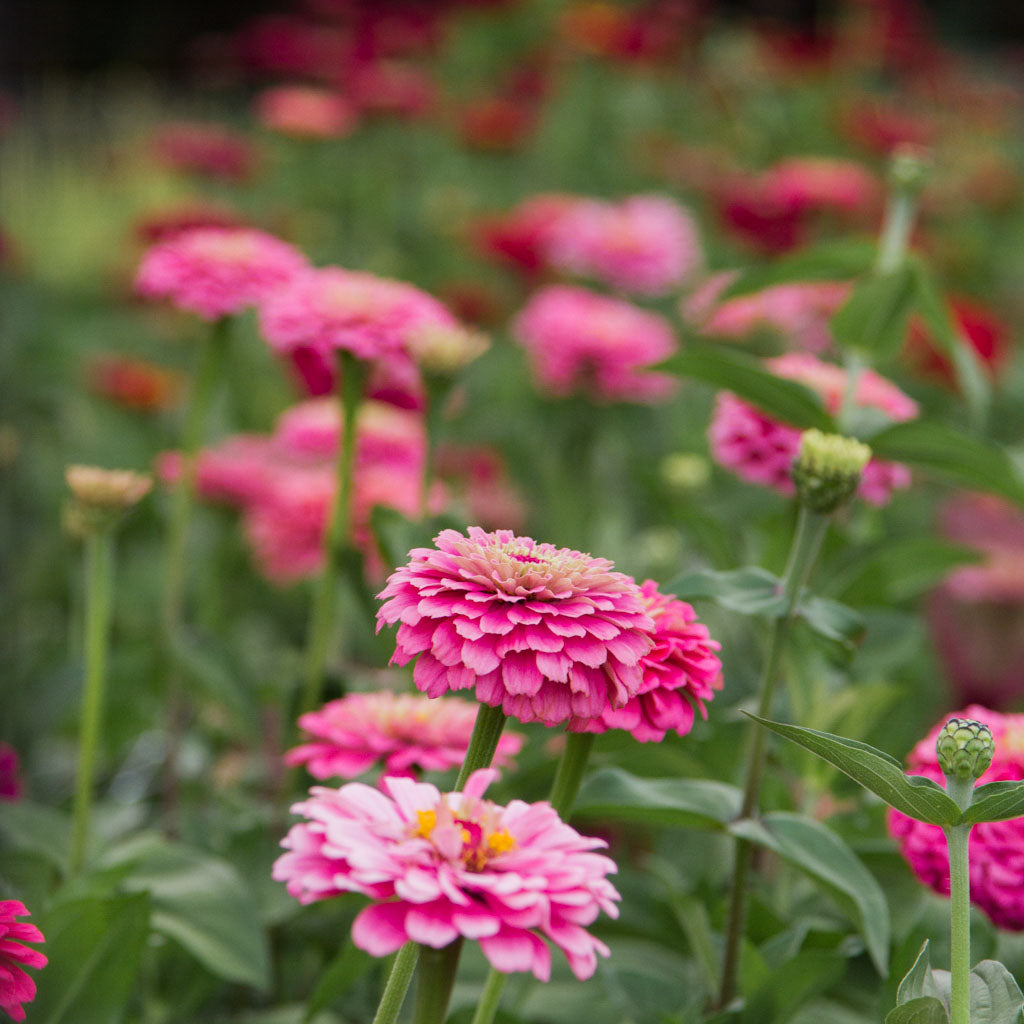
[87,355,185,414]
[905,297,1010,389]
[473,194,578,278]
[457,96,536,152]
[149,122,258,183]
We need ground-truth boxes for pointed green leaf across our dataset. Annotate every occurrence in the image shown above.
[963,782,1024,825]
[969,960,1024,1023]
[747,716,962,825]
[729,811,890,974]
[573,767,742,829]
[719,238,876,298]
[897,941,934,1005]
[885,997,950,1024]
[831,265,918,360]
[0,800,71,874]
[664,566,786,617]
[661,342,836,431]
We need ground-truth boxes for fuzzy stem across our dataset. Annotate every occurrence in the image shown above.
[298,351,366,721]
[470,967,510,1024]
[372,942,420,1024]
[945,774,975,1024]
[412,940,464,1024]
[420,376,449,520]
[875,190,916,275]
[455,702,508,790]
[715,505,830,1010]
[70,527,115,875]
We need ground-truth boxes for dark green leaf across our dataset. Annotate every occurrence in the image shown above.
[896,941,933,1005]
[102,833,271,990]
[742,950,847,1024]
[963,782,1024,825]
[664,566,786,617]
[32,893,150,1024]
[831,265,917,360]
[729,812,890,974]
[304,942,375,1022]
[798,595,867,650]
[869,420,1024,507]
[661,343,836,431]
[885,997,950,1024]
[969,960,1024,1023]
[573,768,742,829]
[718,239,876,298]
[0,801,71,875]
[747,716,962,825]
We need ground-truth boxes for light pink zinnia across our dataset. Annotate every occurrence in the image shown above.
[135,227,308,320]
[514,285,678,403]
[546,194,702,297]
[377,528,655,727]
[255,85,358,139]
[273,768,619,980]
[579,580,723,742]
[286,691,525,780]
[888,705,1024,931]
[708,352,916,505]
[0,901,46,1023]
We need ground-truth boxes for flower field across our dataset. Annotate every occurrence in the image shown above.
[6,2,1024,1022]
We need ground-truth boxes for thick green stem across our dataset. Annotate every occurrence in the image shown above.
[298,351,366,721]
[469,967,509,1024]
[715,505,830,1010]
[875,190,916,275]
[945,774,975,1024]
[412,940,463,1024]
[455,702,508,789]
[372,942,420,1024]
[70,527,116,874]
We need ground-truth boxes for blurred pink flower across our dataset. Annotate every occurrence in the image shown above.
[889,704,1024,930]
[546,194,702,297]
[580,580,723,742]
[348,61,437,118]
[135,227,308,320]
[377,527,654,727]
[149,121,258,183]
[273,768,619,979]
[255,85,358,139]
[514,285,678,403]
[708,353,916,505]
[472,194,579,278]
[286,691,524,779]
[0,744,21,801]
[435,444,529,533]
[133,202,246,245]
[0,901,46,1022]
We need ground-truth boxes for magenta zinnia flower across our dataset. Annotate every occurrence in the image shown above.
[0,901,46,1022]
[579,580,723,742]
[135,227,308,320]
[514,285,678,403]
[377,528,655,727]
[273,768,619,979]
[708,352,916,505]
[286,691,525,780]
[888,705,1024,930]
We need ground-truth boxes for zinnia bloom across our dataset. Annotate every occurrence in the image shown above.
[286,691,524,780]
[273,768,619,979]
[149,121,257,182]
[473,194,579,277]
[545,194,702,297]
[888,705,1024,930]
[0,743,21,801]
[0,901,46,1022]
[580,580,722,741]
[708,352,916,505]
[135,227,308,320]
[376,527,655,727]
[255,85,358,139]
[514,285,678,403]
[87,354,184,413]
[905,297,1010,389]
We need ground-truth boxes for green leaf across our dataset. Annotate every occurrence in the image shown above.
[885,997,950,1024]
[664,566,786,617]
[661,342,836,431]
[831,265,918,360]
[304,941,375,1022]
[729,811,890,974]
[0,800,71,875]
[573,767,742,829]
[797,595,867,650]
[719,238,876,298]
[102,833,271,990]
[32,893,150,1024]
[869,420,1024,507]
[963,782,1024,825]
[896,941,934,1005]
[746,716,963,825]
[968,960,1024,1023]
[168,625,259,729]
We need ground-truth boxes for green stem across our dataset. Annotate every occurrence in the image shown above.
[372,942,420,1024]
[70,527,116,875]
[945,775,975,1024]
[715,505,830,1011]
[412,940,463,1024]
[298,351,366,721]
[470,968,509,1024]
[875,190,916,275]
[455,702,508,790]
[420,377,448,520]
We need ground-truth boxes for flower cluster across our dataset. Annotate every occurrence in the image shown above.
[273,769,619,980]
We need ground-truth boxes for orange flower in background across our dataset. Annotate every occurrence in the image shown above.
[87,355,185,413]
[255,85,358,139]
[457,96,535,153]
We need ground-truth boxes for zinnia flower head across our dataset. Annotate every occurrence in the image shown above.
[708,352,916,506]
[514,285,678,403]
[377,527,655,727]
[580,580,723,742]
[473,194,579,277]
[255,85,358,139]
[545,194,702,297]
[273,768,619,980]
[149,121,257,182]
[286,691,525,780]
[0,900,47,1022]
[135,227,308,320]
[888,705,1024,930]
[87,354,184,413]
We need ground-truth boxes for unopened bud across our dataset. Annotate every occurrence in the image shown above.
[791,429,871,513]
[408,324,490,376]
[936,718,994,782]
[888,144,931,196]
[65,465,152,535]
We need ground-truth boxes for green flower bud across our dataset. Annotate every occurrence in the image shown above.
[936,718,995,782]
[790,429,871,513]
[888,144,931,195]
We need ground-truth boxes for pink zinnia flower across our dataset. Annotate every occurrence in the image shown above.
[149,121,257,183]
[514,285,678,403]
[0,743,21,801]
[273,768,619,979]
[135,227,308,321]
[472,194,579,277]
[377,528,655,727]
[255,85,358,139]
[546,194,702,297]
[580,580,723,742]
[286,691,525,780]
[0,901,46,1022]
[708,352,917,506]
[889,705,1024,931]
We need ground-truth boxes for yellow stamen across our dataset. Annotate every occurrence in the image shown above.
[414,809,436,838]
[487,829,516,855]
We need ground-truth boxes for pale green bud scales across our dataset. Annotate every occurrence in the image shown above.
[936,718,995,782]
[791,429,871,513]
